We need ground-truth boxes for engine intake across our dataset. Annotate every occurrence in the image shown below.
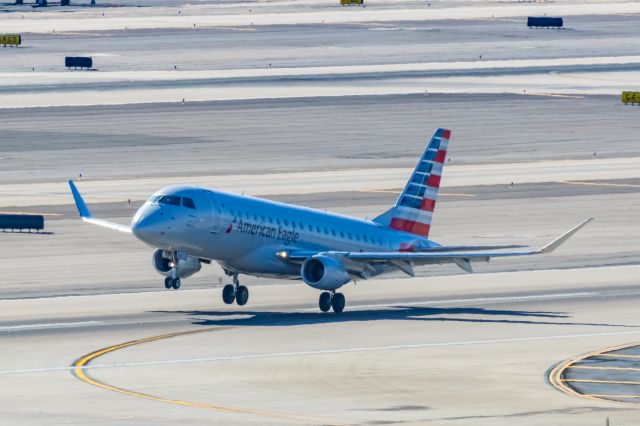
[301,255,350,290]
[152,249,201,279]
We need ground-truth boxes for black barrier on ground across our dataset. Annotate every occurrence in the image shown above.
[0,214,45,232]
[65,56,92,69]
[527,17,563,28]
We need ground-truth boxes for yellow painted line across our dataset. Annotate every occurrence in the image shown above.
[548,341,640,403]
[563,379,640,386]
[586,394,640,399]
[571,366,640,372]
[599,353,640,359]
[559,180,640,189]
[71,328,335,424]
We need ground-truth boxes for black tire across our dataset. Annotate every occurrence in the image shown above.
[331,293,345,313]
[222,284,235,304]
[236,285,249,306]
[164,276,172,289]
[319,291,332,312]
[172,277,181,290]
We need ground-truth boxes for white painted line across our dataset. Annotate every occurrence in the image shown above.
[2,329,639,376]
[0,321,102,332]
[297,292,599,312]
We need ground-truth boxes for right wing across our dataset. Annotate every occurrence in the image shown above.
[68,180,132,233]
[282,218,593,275]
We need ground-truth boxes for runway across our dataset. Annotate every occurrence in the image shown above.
[2,267,640,425]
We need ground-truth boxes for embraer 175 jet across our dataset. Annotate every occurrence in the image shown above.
[69,128,592,313]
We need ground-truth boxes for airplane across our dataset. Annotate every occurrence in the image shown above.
[69,128,592,313]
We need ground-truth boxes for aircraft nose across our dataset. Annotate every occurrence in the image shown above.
[131,212,161,242]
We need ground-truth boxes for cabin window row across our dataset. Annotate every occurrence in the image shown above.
[228,209,385,245]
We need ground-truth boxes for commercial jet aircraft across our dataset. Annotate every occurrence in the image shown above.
[69,128,592,313]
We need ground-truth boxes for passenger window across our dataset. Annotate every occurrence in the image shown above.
[284,219,289,226]
[331,229,336,236]
[159,195,181,206]
[182,197,196,210]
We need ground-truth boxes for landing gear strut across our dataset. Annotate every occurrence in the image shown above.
[164,275,181,290]
[222,272,249,306]
[319,291,346,313]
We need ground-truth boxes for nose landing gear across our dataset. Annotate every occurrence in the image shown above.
[319,291,346,313]
[222,272,249,306]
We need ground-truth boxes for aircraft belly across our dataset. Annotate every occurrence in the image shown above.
[218,244,300,278]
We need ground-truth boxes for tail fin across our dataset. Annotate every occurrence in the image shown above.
[372,128,451,238]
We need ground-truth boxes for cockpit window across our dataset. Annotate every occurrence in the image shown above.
[182,197,196,210]
[158,195,181,206]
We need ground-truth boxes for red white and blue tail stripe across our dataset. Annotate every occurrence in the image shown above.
[374,128,450,238]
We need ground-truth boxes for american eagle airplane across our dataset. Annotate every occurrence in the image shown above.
[69,128,592,313]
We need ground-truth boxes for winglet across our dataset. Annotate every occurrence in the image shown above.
[536,218,593,254]
[69,180,92,218]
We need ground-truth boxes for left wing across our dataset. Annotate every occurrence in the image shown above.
[280,218,592,275]
[69,180,132,233]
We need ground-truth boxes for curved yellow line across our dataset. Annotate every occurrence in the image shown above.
[70,327,322,422]
[548,341,640,402]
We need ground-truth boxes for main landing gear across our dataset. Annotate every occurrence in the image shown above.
[222,272,249,306]
[164,276,181,290]
[319,291,346,313]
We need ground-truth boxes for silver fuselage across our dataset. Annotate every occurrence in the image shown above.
[131,185,439,279]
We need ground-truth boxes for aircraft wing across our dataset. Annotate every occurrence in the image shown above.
[282,218,592,274]
[68,180,132,233]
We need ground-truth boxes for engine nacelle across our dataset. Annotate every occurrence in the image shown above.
[152,249,201,279]
[301,255,350,290]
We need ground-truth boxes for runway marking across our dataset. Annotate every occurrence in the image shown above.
[365,189,476,197]
[558,180,640,189]
[563,379,640,386]
[0,211,62,216]
[548,341,640,403]
[0,321,102,331]
[572,366,640,372]
[599,353,640,359]
[70,327,336,424]
[586,394,640,399]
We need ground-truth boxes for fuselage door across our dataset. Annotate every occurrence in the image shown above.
[207,190,223,234]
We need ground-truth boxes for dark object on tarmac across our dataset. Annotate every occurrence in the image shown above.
[0,214,44,233]
[35,0,47,6]
[65,56,92,69]
[61,0,70,5]
[527,17,563,28]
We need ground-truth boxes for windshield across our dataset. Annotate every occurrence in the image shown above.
[149,194,196,209]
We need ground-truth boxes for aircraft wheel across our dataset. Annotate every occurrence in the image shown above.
[236,285,249,306]
[164,276,172,289]
[319,292,332,312]
[171,277,181,290]
[222,284,235,304]
[331,293,345,313]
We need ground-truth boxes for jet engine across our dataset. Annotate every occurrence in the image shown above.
[301,255,350,290]
[152,249,201,279]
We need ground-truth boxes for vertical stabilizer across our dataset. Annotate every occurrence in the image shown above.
[372,128,451,237]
